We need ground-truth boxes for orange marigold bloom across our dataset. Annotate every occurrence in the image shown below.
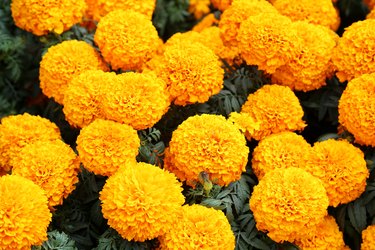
[364,0,375,9]
[338,73,375,146]
[272,21,338,92]
[159,204,235,250]
[100,162,185,242]
[211,0,233,11]
[332,19,375,82]
[361,225,375,250]
[192,13,219,32]
[302,139,369,207]
[94,10,159,71]
[229,85,306,141]
[0,175,51,249]
[250,167,329,243]
[11,140,80,208]
[367,8,375,19]
[11,0,86,36]
[156,41,224,106]
[189,0,211,19]
[294,216,348,250]
[252,132,311,180]
[77,119,140,176]
[164,114,249,187]
[273,0,340,31]
[40,40,108,104]
[0,113,61,173]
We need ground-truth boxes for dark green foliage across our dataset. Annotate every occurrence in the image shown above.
[32,231,78,250]
[137,128,165,166]
[336,0,369,35]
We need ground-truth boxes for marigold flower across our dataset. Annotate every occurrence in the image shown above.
[40,40,108,104]
[11,0,86,36]
[189,0,211,19]
[229,85,306,141]
[156,41,224,106]
[192,13,219,32]
[302,139,369,207]
[0,175,51,249]
[94,10,159,71]
[272,21,338,92]
[77,119,140,176]
[11,140,80,208]
[338,73,375,146]
[159,204,235,250]
[361,225,375,250]
[332,19,375,82]
[211,0,233,11]
[164,114,249,187]
[100,162,185,241]
[0,113,61,173]
[250,167,329,243]
[367,8,375,19]
[252,132,311,180]
[294,216,348,250]
[364,0,375,9]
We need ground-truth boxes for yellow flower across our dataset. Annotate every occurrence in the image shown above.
[211,0,233,11]
[272,21,338,92]
[189,0,211,19]
[192,13,219,32]
[40,40,108,104]
[100,162,185,242]
[252,132,311,180]
[94,10,159,71]
[332,19,375,82]
[77,119,140,176]
[338,73,375,146]
[164,114,249,187]
[11,140,80,208]
[273,0,340,31]
[302,139,369,207]
[0,113,61,173]
[250,167,329,243]
[0,175,51,249]
[229,85,306,141]
[11,0,87,36]
[294,216,348,250]
[361,225,375,250]
[159,204,235,250]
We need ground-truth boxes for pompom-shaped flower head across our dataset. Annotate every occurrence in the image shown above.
[11,0,86,36]
[0,175,52,249]
[250,167,329,243]
[164,114,249,187]
[159,204,235,250]
[361,225,375,250]
[252,132,311,180]
[338,73,375,146]
[272,0,340,31]
[302,139,369,207]
[77,119,140,176]
[11,140,80,208]
[332,19,375,82]
[94,10,159,71]
[293,216,348,250]
[211,0,233,11]
[156,41,224,106]
[229,85,306,141]
[189,0,211,19]
[100,162,185,241]
[40,40,108,104]
[0,113,61,173]
[272,21,338,92]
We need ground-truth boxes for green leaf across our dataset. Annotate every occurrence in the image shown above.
[348,202,367,233]
[33,231,78,250]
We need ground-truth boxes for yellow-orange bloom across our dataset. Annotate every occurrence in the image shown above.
[164,114,249,187]
[361,225,375,250]
[252,132,311,180]
[11,140,80,208]
[364,0,375,9]
[272,21,338,92]
[40,40,108,104]
[367,8,375,19]
[77,119,140,176]
[332,19,375,82]
[100,162,185,242]
[11,0,86,36]
[0,175,51,249]
[192,13,219,32]
[211,0,233,11]
[0,113,61,173]
[159,204,235,250]
[189,0,211,19]
[250,167,329,243]
[294,216,348,250]
[302,139,369,207]
[94,10,159,71]
[338,73,375,146]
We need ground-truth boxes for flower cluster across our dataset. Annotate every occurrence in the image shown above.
[211,0,233,11]
[188,0,211,19]
[361,225,375,250]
